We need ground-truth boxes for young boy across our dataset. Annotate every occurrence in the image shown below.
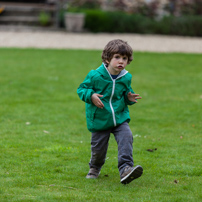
[77,39,143,184]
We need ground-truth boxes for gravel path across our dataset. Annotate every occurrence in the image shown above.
[0,30,202,53]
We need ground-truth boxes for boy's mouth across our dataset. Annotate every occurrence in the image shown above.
[118,65,123,69]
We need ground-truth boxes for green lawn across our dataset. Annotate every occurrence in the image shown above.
[0,48,202,202]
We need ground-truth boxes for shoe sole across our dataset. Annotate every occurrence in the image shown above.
[121,165,143,184]
[86,171,100,179]
[86,175,98,179]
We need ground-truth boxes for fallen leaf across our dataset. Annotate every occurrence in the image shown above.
[180,136,183,139]
[147,148,157,152]
[43,130,49,134]
[147,149,153,152]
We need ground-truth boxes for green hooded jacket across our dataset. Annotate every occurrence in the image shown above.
[77,63,135,132]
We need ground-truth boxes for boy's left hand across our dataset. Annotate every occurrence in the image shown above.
[127,92,142,103]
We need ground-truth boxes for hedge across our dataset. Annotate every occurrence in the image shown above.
[83,10,202,37]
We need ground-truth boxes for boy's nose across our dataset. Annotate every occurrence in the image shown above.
[119,58,124,63]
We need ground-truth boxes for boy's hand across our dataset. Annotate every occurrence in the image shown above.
[91,93,104,109]
[127,92,142,103]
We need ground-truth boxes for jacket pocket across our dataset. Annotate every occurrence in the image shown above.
[93,107,113,130]
[92,107,98,122]
[86,104,97,121]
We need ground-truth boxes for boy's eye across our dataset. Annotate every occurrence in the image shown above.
[114,55,128,60]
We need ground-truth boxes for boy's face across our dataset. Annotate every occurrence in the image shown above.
[106,54,128,75]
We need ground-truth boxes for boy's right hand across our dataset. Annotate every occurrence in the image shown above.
[91,93,104,109]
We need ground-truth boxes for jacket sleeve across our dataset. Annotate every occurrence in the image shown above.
[77,70,96,104]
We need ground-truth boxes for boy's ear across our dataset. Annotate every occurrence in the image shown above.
[105,60,109,64]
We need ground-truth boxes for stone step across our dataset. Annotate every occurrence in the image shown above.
[1,3,56,14]
[0,16,55,25]
[0,2,57,26]
[1,10,40,17]
[0,16,39,23]
[0,2,56,11]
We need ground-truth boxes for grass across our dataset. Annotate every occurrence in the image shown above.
[0,48,202,202]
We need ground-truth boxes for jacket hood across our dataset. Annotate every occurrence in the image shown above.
[96,63,128,80]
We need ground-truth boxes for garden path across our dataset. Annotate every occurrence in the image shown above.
[0,30,202,53]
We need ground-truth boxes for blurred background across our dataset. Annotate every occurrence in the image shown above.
[0,0,202,36]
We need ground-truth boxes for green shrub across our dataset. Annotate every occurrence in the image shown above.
[83,9,202,36]
[84,10,155,34]
[84,10,110,32]
[156,15,202,36]
[39,12,51,26]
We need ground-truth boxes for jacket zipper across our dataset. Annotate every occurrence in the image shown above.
[103,63,128,127]
[109,73,128,127]
[110,79,116,127]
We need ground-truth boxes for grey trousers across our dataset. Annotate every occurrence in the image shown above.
[89,122,134,176]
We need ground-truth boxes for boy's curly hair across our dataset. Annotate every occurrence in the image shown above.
[102,39,133,64]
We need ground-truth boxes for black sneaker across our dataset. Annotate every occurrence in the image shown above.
[120,165,143,184]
